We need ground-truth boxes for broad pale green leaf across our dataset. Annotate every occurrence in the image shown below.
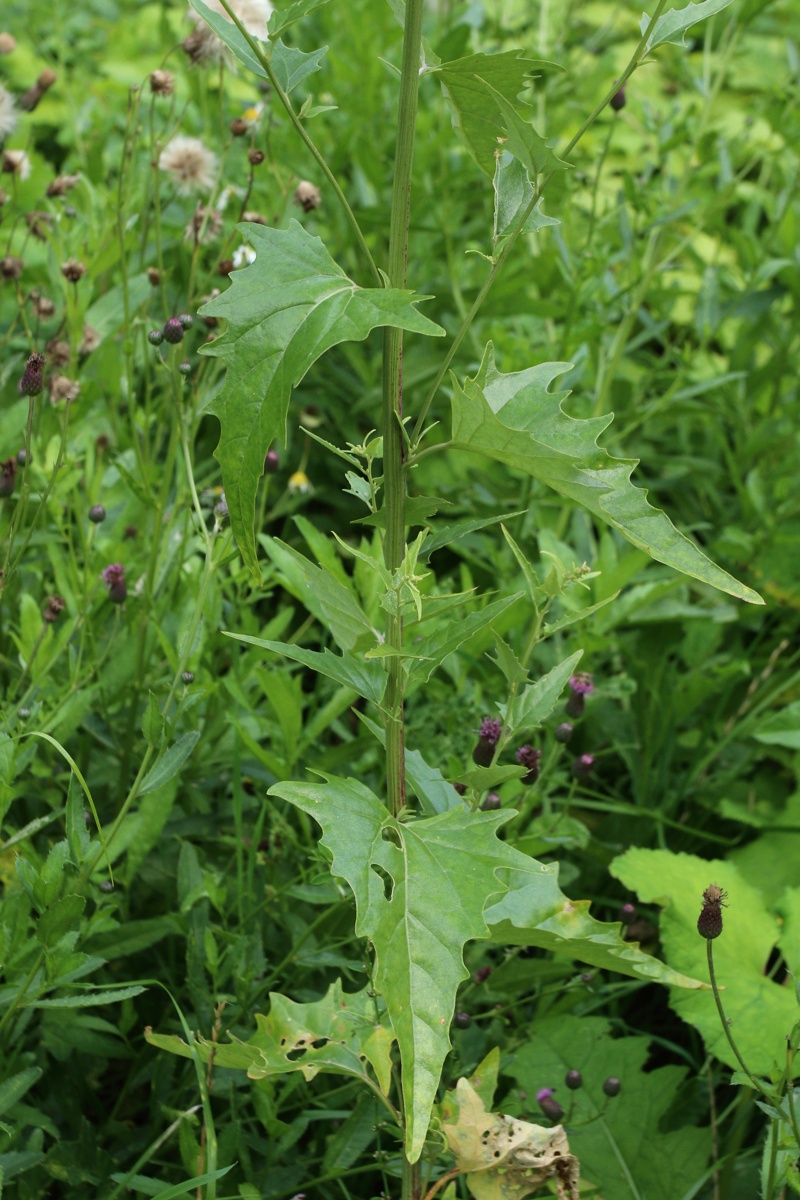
[271,775,524,1160]
[641,0,736,51]
[139,732,200,796]
[493,152,560,244]
[199,222,443,576]
[145,981,395,1095]
[225,632,387,707]
[485,856,706,989]
[486,84,570,179]
[498,650,582,738]
[407,593,524,684]
[271,40,328,94]
[262,538,376,652]
[610,849,798,1074]
[451,345,763,604]
[437,52,552,176]
[509,1015,709,1200]
[268,0,332,37]
[440,1079,579,1200]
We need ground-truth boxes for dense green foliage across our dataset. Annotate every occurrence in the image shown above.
[0,0,799,1197]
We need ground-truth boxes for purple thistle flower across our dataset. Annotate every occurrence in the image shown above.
[472,717,502,767]
[516,745,542,785]
[18,352,45,397]
[566,673,593,717]
[102,563,127,603]
[536,1088,564,1121]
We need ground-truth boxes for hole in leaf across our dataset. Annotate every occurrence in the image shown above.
[286,1046,308,1062]
[381,825,402,848]
[371,863,395,902]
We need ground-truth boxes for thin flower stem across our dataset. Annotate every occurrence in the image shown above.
[211,0,381,287]
[706,938,770,1098]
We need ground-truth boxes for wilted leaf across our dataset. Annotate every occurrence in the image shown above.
[145,980,394,1094]
[441,1079,579,1199]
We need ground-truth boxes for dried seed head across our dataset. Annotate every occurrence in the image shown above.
[230,117,249,137]
[218,258,234,276]
[49,375,80,404]
[26,211,52,239]
[43,594,66,622]
[46,338,71,366]
[61,259,86,282]
[146,266,162,286]
[0,33,16,53]
[46,173,80,197]
[0,255,23,280]
[248,147,265,165]
[697,883,728,940]
[79,325,100,355]
[294,180,321,212]
[33,294,56,319]
[242,209,267,225]
[149,69,175,96]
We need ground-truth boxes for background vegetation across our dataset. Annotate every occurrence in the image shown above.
[0,0,798,1197]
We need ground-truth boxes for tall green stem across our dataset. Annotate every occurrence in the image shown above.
[382,0,424,830]
[386,4,424,1193]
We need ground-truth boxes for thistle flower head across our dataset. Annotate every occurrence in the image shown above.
[294,180,321,212]
[516,744,542,784]
[2,149,31,180]
[184,0,273,63]
[158,135,217,194]
[18,352,45,397]
[568,672,594,696]
[102,563,127,604]
[697,883,728,940]
[43,594,66,622]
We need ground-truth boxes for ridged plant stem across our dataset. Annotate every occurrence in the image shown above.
[382,0,424,829]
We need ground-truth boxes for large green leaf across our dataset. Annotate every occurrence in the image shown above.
[436,53,554,177]
[508,1015,709,1200]
[198,222,443,576]
[145,980,394,1095]
[450,345,762,604]
[271,775,522,1160]
[641,0,736,51]
[261,538,376,653]
[224,632,387,707]
[405,593,523,684]
[610,849,799,1075]
[271,776,700,1158]
[498,650,583,739]
[484,856,705,989]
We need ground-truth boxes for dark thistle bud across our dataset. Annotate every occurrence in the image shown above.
[146,267,161,286]
[248,148,265,165]
[88,504,106,524]
[43,594,66,622]
[571,753,595,779]
[565,1069,583,1091]
[473,717,502,767]
[618,903,637,926]
[697,883,728,940]
[123,524,138,540]
[610,86,626,112]
[218,258,234,277]
[178,360,192,377]
[481,792,501,811]
[18,352,45,397]
[264,448,280,473]
[581,972,594,984]
[536,1089,564,1121]
[0,457,16,497]
[602,1077,621,1097]
[230,117,249,136]
[453,1011,472,1030]
[162,317,185,344]
[516,745,542,786]
[554,721,573,743]
[60,259,86,282]
[148,329,164,346]
[566,672,594,717]
[182,670,195,684]
[16,448,30,467]
[101,563,127,604]
[473,965,492,985]
[453,782,467,796]
[178,313,193,330]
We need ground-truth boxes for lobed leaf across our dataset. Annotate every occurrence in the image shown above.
[199,222,443,577]
[641,0,737,51]
[450,345,762,604]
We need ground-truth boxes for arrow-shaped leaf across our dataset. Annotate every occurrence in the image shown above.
[198,222,443,576]
[451,344,762,604]
[640,0,736,52]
